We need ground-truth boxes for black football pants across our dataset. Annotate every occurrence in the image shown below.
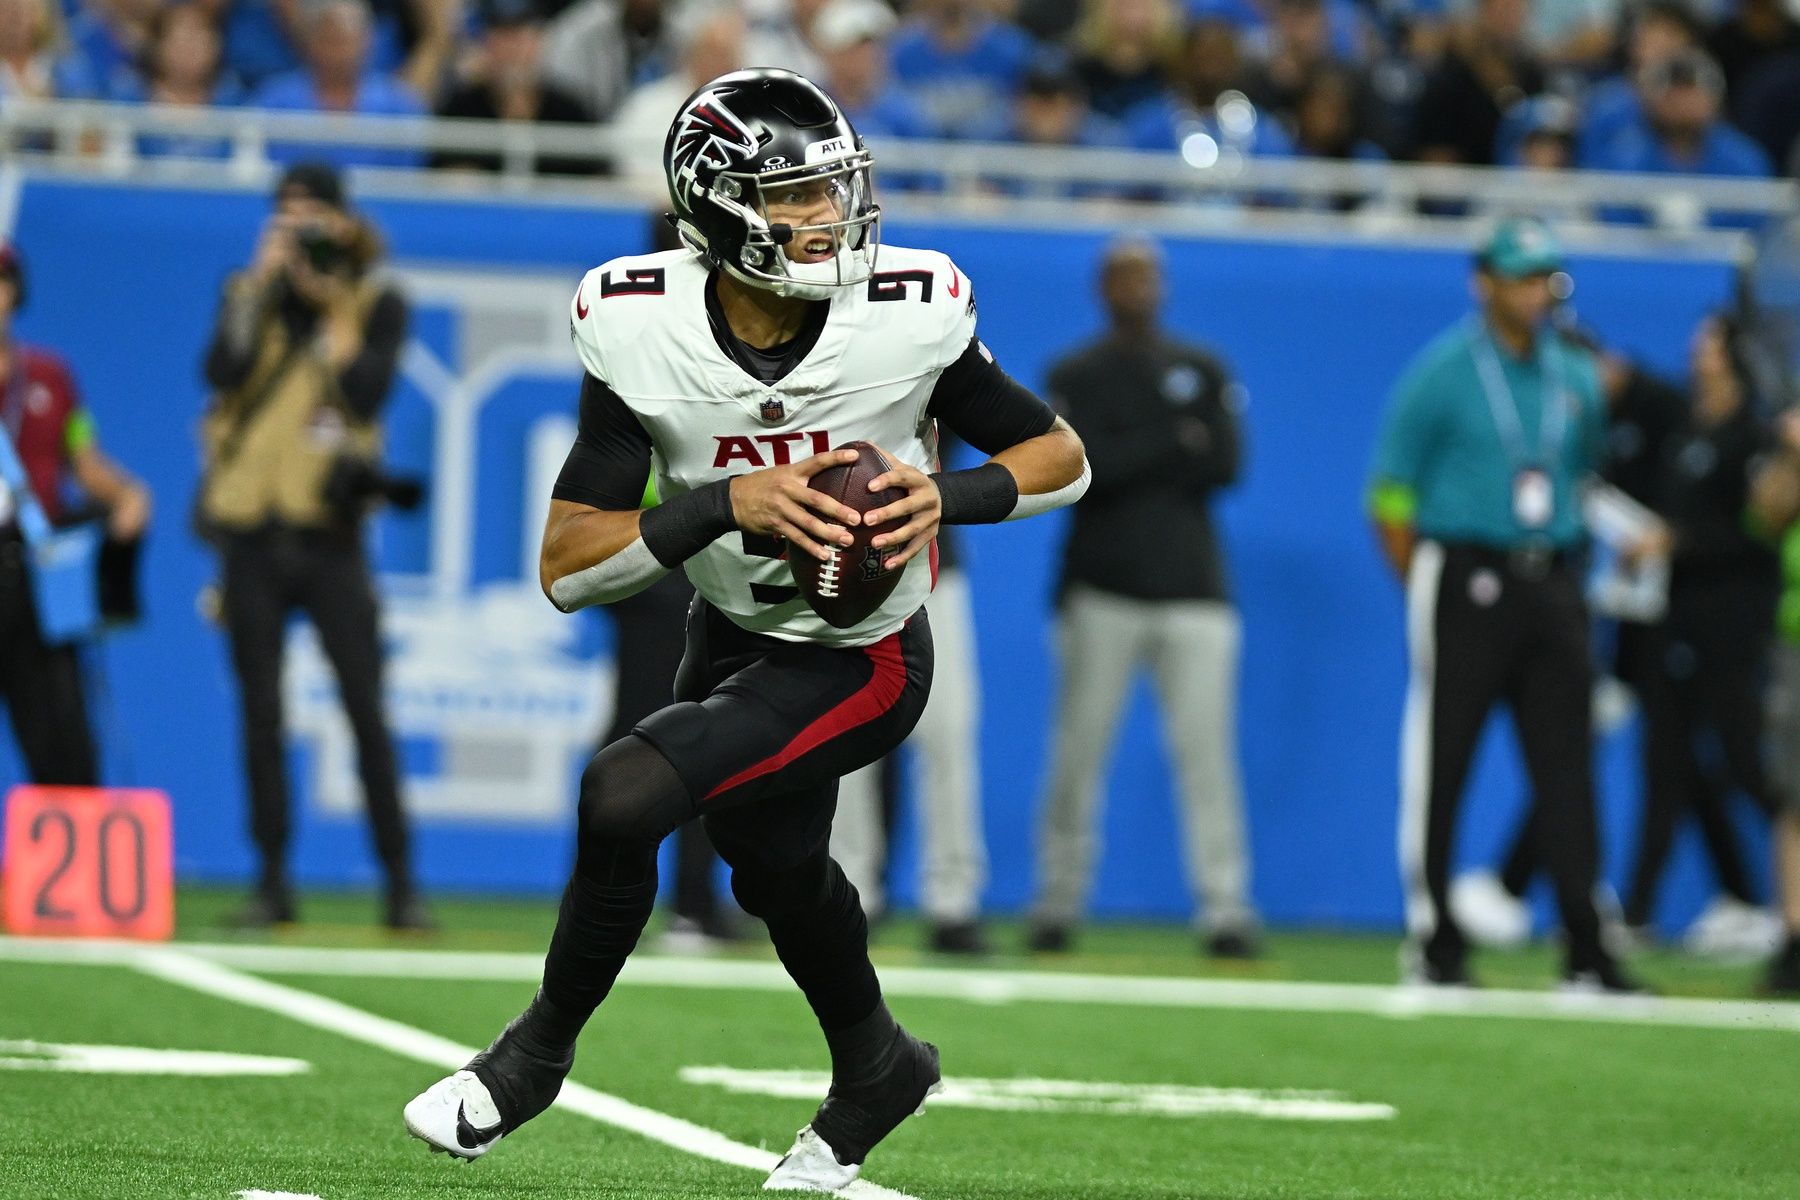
[539,597,932,1035]
[601,571,724,923]
[0,533,98,786]
[1402,542,1608,973]
[1499,586,1771,923]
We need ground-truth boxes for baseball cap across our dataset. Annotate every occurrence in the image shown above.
[276,161,346,209]
[1494,94,1578,165]
[1478,217,1564,278]
[1021,50,1085,98]
[1516,95,1577,143]
[812,0,895,52]
[1644,48,1724,96]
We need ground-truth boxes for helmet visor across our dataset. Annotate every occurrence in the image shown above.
[719,153,880,292]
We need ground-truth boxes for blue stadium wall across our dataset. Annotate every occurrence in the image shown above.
[1,174,1765,933]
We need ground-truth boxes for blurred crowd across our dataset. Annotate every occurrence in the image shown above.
[3,0,1800,188]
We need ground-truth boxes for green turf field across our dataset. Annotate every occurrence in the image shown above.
[4,889,1797,1200]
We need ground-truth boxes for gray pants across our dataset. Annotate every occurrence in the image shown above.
[831,569,986,922]
[1031,584,1255,932]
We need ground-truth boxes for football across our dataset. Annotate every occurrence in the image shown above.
[789,440,908,628]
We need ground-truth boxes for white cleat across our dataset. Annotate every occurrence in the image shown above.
[404,1069,506,1161]
[764,1077,945,1193]
[764,1125,861,1192]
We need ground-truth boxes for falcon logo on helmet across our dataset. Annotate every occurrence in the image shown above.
[663,68,881,301]
[669,94,759,194]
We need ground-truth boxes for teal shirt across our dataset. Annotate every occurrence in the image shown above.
[1369,318,1606,550]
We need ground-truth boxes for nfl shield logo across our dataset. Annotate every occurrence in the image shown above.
[760,397,786,423]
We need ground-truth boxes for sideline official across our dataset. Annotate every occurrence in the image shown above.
[1368,217,1639,991]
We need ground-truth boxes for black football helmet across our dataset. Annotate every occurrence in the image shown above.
[664,68,880,299]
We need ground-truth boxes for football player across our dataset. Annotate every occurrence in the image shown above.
[405,68,1089,1191]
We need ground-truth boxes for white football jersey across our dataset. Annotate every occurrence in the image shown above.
[568,244,978,647]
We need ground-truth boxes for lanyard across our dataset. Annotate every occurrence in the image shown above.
[0,419,52,544]
[1469,318,1569,471]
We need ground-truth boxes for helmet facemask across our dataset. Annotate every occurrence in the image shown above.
[705,152,881,300]
[665,71,882,299]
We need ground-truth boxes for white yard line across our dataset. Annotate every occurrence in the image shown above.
[4,936,1792,1035]
[124,949,917,1200]
[680,1067,1397,1122]
[0,1039,310,1076]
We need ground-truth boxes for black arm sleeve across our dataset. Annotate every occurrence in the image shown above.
[926,337,1058,454]
[1190,362,1243,489]
[550,374,654,511]
[201,275,266,392]
[339,288,409,421]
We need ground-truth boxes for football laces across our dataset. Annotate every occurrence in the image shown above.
[816,546,842,598]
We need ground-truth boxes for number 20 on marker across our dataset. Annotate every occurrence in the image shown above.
[2,786,174,940]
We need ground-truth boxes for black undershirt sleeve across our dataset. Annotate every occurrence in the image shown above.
[926,337,1058,455]
[551,373,654,511]
[339,288,409,421]
[550,373,736,566]
[201,274,264,392]
[926,337,1060,523]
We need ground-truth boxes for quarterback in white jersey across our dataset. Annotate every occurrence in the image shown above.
[565,240,976,646]
[405,68,1089,1192]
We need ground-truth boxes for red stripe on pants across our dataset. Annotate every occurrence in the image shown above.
[703,632,908,801]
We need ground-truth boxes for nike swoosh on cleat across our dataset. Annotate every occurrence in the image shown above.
[455,1101,504,1150]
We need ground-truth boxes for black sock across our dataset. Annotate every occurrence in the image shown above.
[823,999,902,1087]
[530,736,694,1052]
[501,989,586,1061]
[748,855,882,1034]
[535,837,659,1049]
[384,871,416,905]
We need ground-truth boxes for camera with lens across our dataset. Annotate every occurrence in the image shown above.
[323,454,426,521]
[295,221,350,275]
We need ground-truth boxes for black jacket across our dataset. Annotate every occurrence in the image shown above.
[1048,329,1241,603]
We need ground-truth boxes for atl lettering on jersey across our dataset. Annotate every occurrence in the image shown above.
[569,245,975,648]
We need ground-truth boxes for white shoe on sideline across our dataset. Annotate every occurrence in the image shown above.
[1683,898,1784,962]
[1450,871,1531,948]
[404,1069,506,1160]
[765,1126,860,1192]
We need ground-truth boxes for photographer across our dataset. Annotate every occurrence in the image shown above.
[198,162,431,931]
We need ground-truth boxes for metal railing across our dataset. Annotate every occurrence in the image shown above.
[4,97,1793,249]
